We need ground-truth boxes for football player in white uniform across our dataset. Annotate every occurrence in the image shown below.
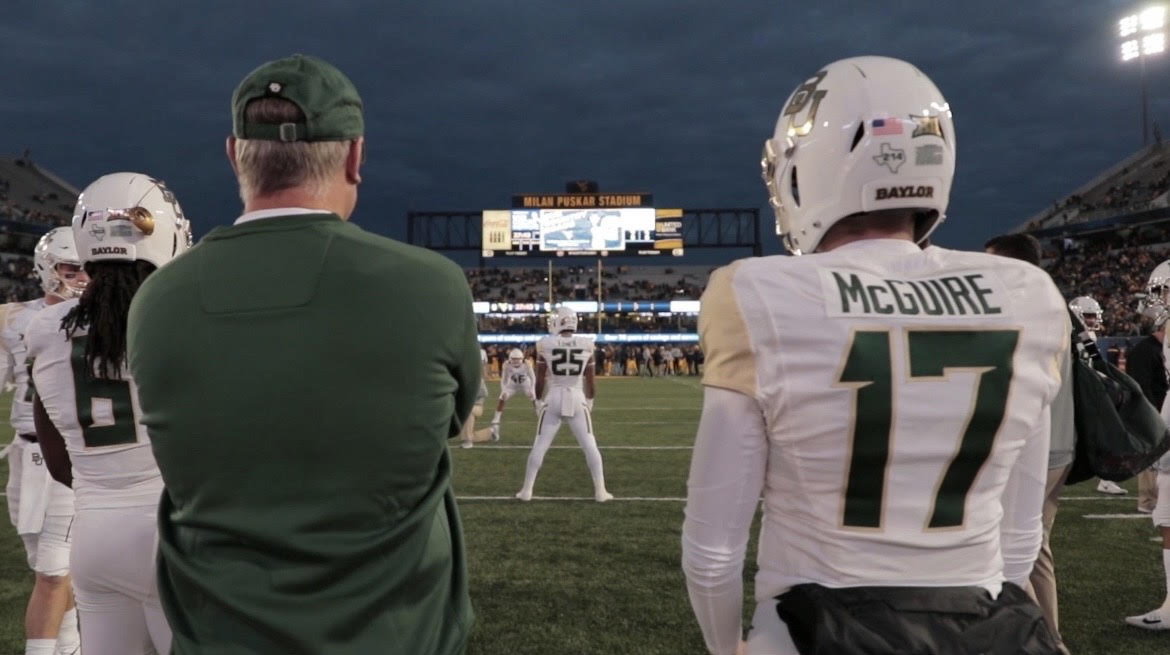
[1068,295,1103,339]
[460,348,491,448]
[29,173,191,655]
[1067,296,1127,497]
[1127,260,1170,630]
[4,227,87,655]
[489,348,536,440]
[682,57,1067,655]
[516,307,612,502]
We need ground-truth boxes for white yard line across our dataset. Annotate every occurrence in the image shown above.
[457,495,687,502]
[455,445,692,450]
[1060,496,1139,501]
[1082,513,1151,519]
[591,408,701,411]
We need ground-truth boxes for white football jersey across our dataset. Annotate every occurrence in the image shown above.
[0,298,47,435]
[700,240,1068,597]
[501,361,536,391]
[26,299,162,511]
[537,334,594,390]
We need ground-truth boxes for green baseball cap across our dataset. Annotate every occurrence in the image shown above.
[232,54,364,142]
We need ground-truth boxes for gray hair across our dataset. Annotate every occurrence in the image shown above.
[233,97,349,201]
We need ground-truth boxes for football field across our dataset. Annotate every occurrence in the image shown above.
[0,380,1165,653]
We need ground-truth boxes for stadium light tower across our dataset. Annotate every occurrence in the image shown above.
[1120,5,1167,145]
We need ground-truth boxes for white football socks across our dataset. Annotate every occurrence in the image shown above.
[56,608,79,655]
[1162,549,1170,610]
[574,431,608,495]
[25,639,55,655]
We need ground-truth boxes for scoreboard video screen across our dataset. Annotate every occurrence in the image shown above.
[482,193,683,257]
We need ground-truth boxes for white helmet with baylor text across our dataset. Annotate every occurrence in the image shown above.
[508,348,524,364]
[762,56,955,255]
[33,227,86,299]
[549,306,578,334]
[72,172,193,269]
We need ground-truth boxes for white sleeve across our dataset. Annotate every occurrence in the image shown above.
[999,402,1050,587]
[0,307,14,389]
[682,386,767,655]
[0,340,13,389]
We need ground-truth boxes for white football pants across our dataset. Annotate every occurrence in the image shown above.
[746,599,799,654]
[71,505,171,655]
[519,406,607,496]
[6,438,75,575]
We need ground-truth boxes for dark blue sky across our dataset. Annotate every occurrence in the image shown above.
[1,0,1164,258]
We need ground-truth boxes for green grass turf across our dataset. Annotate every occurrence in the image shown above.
[0,379,1165,653]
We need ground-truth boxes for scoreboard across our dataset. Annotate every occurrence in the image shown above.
[482,192,683,258]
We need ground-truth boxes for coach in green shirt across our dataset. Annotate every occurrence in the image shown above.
[127,55,479,654]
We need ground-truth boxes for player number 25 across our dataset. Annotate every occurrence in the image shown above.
[836,329,1019,530]
[550,348,590,376]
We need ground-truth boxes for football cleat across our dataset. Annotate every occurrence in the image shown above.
[595,491,614,503]
[1126,608,1170,630]
[1097,480,1126,495]
[490,424,500,442]
[515,489,533,502]
[460,441,473,450]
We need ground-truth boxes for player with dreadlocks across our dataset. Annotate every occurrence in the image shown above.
[28,172,191,655]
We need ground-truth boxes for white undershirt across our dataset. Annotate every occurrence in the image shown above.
[682,387,767,655]
[233,207,327,226]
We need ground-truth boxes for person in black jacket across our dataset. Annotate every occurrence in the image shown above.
[1127,316,1168,513]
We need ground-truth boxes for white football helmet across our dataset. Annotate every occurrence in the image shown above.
[1069,295,1103,331]
[508,348,524,364]
[72,172,192,269]
[33,227,86,299]
[762,56,956,254]
[549,306,578,334]
[1140,259,1170,326]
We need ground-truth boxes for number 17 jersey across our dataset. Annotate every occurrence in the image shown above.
[26,299,161,510]
[700,239,1069,597]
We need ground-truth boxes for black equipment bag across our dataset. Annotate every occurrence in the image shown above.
[1066,310,1170,484]
[775,582,1061,655]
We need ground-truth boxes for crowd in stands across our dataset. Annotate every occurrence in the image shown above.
[476,313,696,335]
[468,265,706,335]
[482,343,704,377]
[1043,235,1167,337]
[0,255,41,303]
[1028,146,1170,230]
[466,265,706,303]
[0,161,73,227]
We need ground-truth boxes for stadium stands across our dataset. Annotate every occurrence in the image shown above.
[1023,143,1170,231]
[466,265,708,303]
[1014,144,1170,339]
[0,156,75,228]
[469,265,707,337]
[0,156,77,301]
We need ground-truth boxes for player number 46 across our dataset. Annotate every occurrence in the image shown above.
[837,329,1019,530]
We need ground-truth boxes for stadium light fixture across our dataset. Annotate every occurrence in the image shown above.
[1120,5,1168,144]
[1145,32,1167,55]
[1142,6,1166,31]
